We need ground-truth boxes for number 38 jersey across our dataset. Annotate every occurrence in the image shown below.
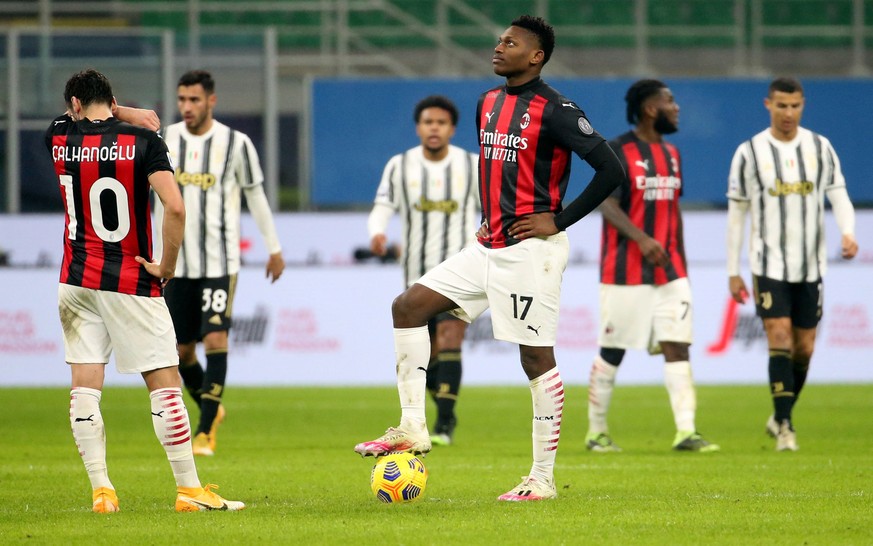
[46,114,173,297]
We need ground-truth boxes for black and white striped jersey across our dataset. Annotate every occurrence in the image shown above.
[727,127,847,282]
[372,145,480,287]
[157,120,264,278]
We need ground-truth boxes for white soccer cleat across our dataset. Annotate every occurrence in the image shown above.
[776,421,799,452]
[354,426,431,457]
[765,415,779,438]
[497,476,557,502]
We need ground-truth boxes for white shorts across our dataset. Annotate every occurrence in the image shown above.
[417,233,569,347]
[58,284,179,373]
[597,277,693,354]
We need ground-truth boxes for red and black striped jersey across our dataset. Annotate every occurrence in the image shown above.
[476,77,606,249]
[600,131,687,285]
[46,114,173,296]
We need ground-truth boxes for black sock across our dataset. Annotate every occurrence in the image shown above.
[434,350,462,434]
[792,358,810,403]
[199,349,227,434]
[425,356,439,403]
[768,349,795,423]
[178,360,204,405]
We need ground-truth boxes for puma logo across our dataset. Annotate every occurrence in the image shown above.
[417,367,427,373]
[527,325,540,336]
[74,415,94,422]
[151,411,165,418]
[485,112,494,123]
[635,159,650,170]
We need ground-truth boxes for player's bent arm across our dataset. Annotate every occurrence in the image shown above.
[554,141,623,231]
[148,170,185,278]
[113,105,161,132]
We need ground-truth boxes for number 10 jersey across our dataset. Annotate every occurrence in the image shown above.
[46,114,173,296]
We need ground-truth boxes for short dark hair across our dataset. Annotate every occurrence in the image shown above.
[414,95,459,126]
[769,76,803,97]
[511,15,555,65]
[178,69,215,94]
[625,79,668,125]
[63,68,114,108]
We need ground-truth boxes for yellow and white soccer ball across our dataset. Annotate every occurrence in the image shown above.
[370,452,428,503]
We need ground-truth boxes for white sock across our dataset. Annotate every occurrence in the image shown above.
[587,355,619,435]
[70,387,113,490]
[664,360,697,432]
[150,388,200,488]
[394,326,430,434]
[528,368,564,484]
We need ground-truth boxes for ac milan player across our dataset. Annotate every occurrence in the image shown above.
[354,15,623,501]
[585,79,719,454]
[48,68,243,512]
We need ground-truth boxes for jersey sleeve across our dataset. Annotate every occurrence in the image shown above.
[606,139,629,201]
[45,114,72,150]
[144,131,174,175]
[373,154,402,209]
[545,99,607,160]
[235,132,266,188]
[820,136,847,191]
[726,142,752,201]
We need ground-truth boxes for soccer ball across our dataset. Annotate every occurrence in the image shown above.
[369,452,428,503]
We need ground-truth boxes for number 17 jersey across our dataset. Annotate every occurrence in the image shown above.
[46,114,174,296]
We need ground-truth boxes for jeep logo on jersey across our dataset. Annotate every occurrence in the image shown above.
[175,170,217,189]
[768,179,814,197]
[520,112,530,130]
[577,116,593,135]
[413,196,459,214]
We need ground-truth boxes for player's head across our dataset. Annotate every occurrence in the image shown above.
[493,16,554,80]
[414,95,458,157]
[625,79,679,135]
[177,69,216,135]
[765,76,804,140]
[64,69,114,111]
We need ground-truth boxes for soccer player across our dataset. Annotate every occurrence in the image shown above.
[155,69,285,456]
[585,80,719,454]
[49,68,244,512]
[368,95,479,446]
[355,15,623,501]
[726,76,858,451]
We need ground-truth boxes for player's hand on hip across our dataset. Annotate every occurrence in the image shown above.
[266,252,285,283]
[639,237,668,267]
[729,275,749,304]
[841,234,858,259]
[476,221,490,239]
[135,256,174,287]
[508,213,558,240]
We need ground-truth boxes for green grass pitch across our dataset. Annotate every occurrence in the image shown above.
[1,384,869,545]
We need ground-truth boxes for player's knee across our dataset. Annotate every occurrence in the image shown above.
[599,347,625,366]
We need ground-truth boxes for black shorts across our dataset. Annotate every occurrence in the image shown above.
[164,275,237,344]
[427,311,464,336]
[752,275,822,329]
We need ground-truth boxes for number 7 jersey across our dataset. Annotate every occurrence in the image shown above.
[46,114,173,296]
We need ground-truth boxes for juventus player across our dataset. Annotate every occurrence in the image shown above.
[355,15,623,501]
[585,80,719,454]
[49,69,243,512]
[727,77,858,451]
[368,95,479,447]
[155,70,285,456]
